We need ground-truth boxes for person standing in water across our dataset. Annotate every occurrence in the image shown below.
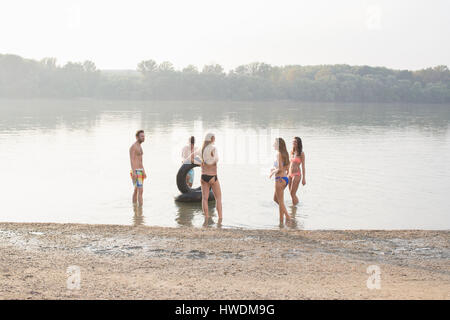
[130,130,147,207]
[181,136,200,187]
[200,133,223,226]
[288,136,306,205]
[270,137,291,225]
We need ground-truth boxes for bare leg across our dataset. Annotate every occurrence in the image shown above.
[137,188,143,207]
[132,187,138,205]
[290,175,301,205]
[210,178,222,223]
[201,179,210,221]
[275,180,291,224]
[273,190,279,204]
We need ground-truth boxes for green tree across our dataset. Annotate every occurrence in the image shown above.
[202,64,224,75]
[137,59,157,75]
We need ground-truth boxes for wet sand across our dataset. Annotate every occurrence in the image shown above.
[0,222,448,299]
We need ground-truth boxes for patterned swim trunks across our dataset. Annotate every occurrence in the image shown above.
[130,169,144,188]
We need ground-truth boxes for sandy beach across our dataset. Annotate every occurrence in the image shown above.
[0,222,448,300]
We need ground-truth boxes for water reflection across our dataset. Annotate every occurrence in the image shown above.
[1,100,449,136]
[174,201,199,227]
[132,205,145,226]
[202,210,222,228]
[1,99,449,230]
[203,215,216,227]
[174,201,221,228]
[286,205,306,230]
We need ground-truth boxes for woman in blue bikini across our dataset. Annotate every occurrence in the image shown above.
[269,137,291,225]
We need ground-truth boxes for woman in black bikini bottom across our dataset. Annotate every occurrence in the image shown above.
[200,133,223,226]
[201,174,217,183]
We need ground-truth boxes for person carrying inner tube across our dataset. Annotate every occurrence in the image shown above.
[200,133,223,226]
[181,136,200,187]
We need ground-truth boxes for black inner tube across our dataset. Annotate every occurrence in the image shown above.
[175,163,215,202]
[176,163,200,194]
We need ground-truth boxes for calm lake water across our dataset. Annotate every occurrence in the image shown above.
[1,99,449,230]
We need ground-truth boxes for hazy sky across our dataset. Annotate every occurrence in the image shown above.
[0,0,449,71]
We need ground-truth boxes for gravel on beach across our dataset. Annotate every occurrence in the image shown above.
[0,222,448,299]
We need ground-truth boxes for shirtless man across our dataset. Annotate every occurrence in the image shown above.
[130,130,147,206]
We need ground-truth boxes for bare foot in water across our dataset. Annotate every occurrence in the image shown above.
[286,218,294,228]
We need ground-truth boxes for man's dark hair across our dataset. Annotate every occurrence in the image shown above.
[136,130,144,138]
[190,136,195,145]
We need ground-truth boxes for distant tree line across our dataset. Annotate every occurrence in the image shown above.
[1,53,449,103]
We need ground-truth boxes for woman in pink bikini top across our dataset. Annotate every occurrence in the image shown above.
[288,136,306,205]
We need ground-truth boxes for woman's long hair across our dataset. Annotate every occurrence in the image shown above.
[277,138,290,168]
[291,136,303,157]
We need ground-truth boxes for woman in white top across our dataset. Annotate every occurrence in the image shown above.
[200,133,222,225]
[181,136,200,187]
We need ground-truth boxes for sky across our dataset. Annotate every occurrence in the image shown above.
[0,0,449,71]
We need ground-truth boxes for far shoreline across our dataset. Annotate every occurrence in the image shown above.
[1,97,450,105]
